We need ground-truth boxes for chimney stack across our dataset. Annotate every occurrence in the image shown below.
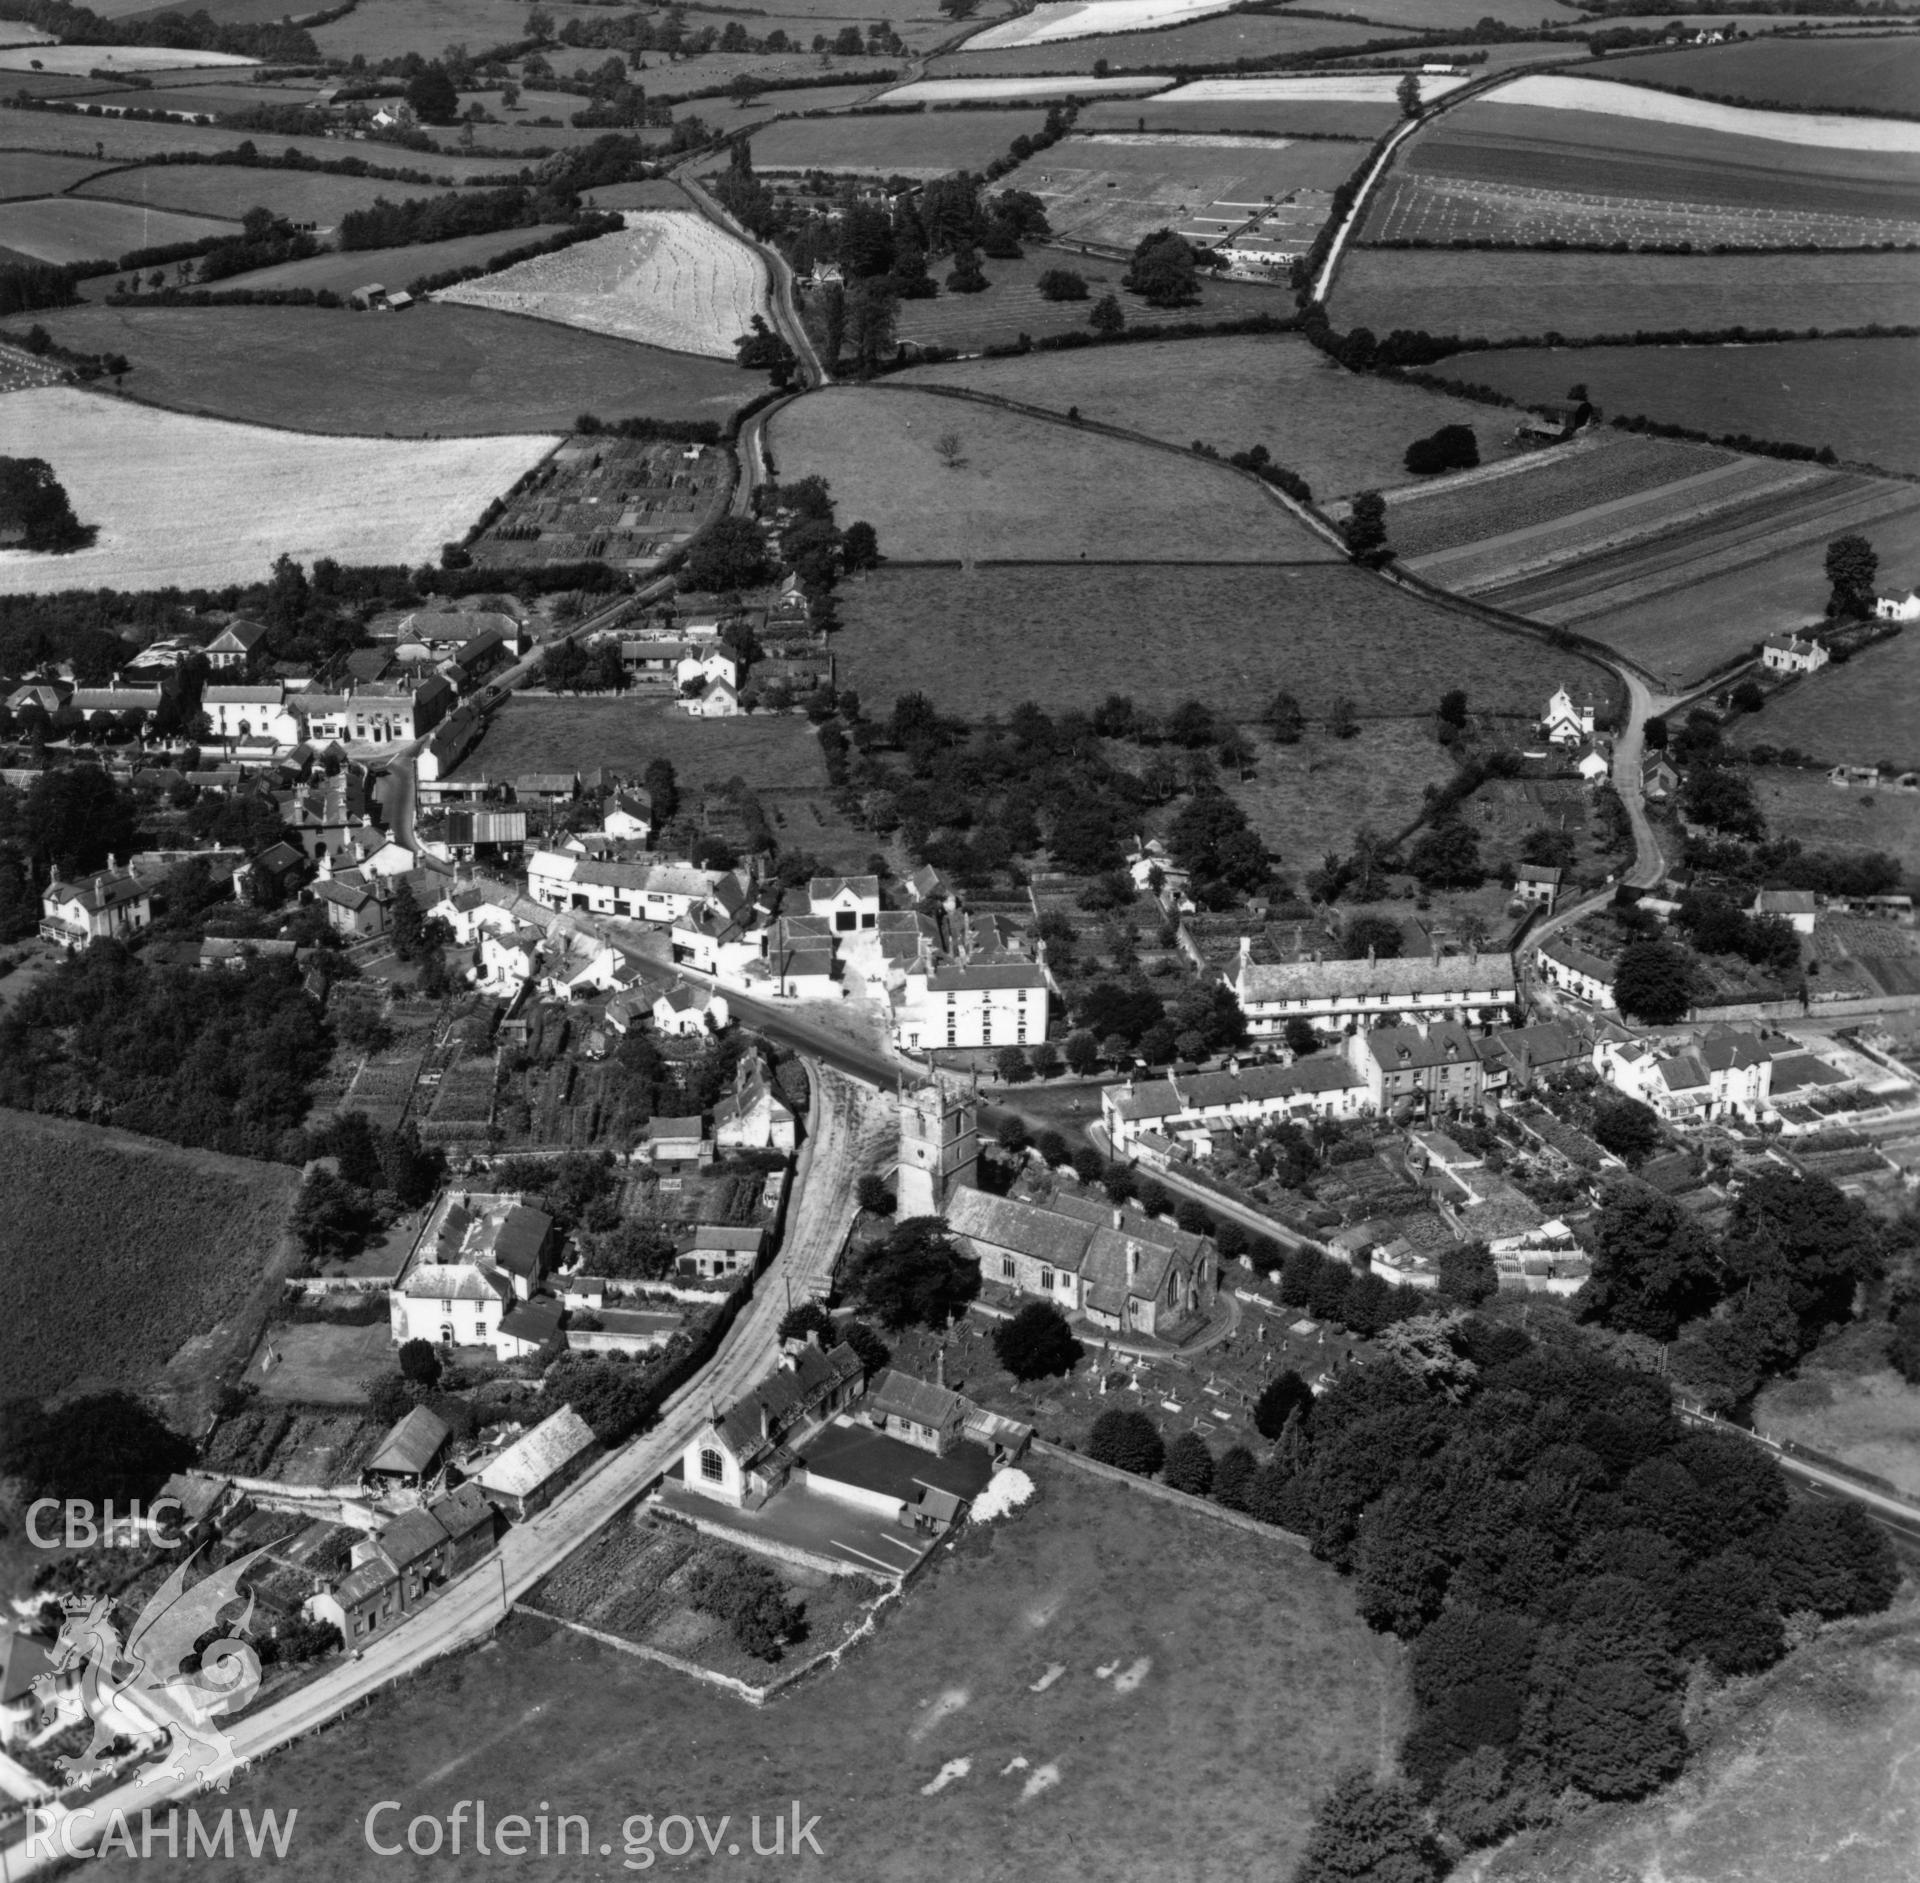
[1126,1243,1139,1283]
[935,1347,945,1388]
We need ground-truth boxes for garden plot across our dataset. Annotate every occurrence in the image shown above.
[1001,132,1356,252]
[1486,71,1920,153]
[0,387,555,595]
[437,210,766,358]
[963,0,1238,49]
[0,194,233,262]
[876,73,1172,102]
[0,43,259,70]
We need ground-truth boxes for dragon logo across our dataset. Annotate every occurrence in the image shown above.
[32,1545,271,1794]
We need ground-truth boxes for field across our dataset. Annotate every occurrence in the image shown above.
[832,561,1621,717]
[0,149,110,198]
[682,82,882,139]
[0,193,231,261]
[963,0,1238,49]
[1227,720,1460,860]
[1330,249,1920,340]
[1489,69,1920,151]
[1375,91,1920,249]
[937,9,1406,73]
[217,223,583,296]
[743,105,1052,176]
[1602,31,1920,117]
[899,333,1524,499]
[1451,338,1920,477]
[446,696,828,792]
[73,161,414,230]
[68,81,325,120]
[1485,1590,1920,1883]
[997,131,1358,252]
[0,44,258,71]
[1731,634,1920,769]
[1752,768,1920,875]
[164,1462,1400,1882]
[876,73,1173,102]
[36,302,753,433]
[0,1108,298,1402]
[1159,72,1472,106]
[0,386,555,595]
[308,0,632,60]
[1310,0,1585,24]
[438,211,767,358]
[765,385,1337,561]
[1080,93,1392,136]
[891,246,1286,351]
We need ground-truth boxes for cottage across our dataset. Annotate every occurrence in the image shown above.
[1874,588,1920,623]
[1473,1021,1585,1097]
[653,983,728,1037]
[681,1222,766,1279]
[308,1484,499,1643]
[1104,1055,1368,1158]
[681,1341,866,1509]
[602,791,651,843]
[1533,935,1617,1009]
[1641,754,1680,802]
[203,683,300,744]
[713,1055,796,1152]
[1761,634,1830,676]
[494,1294,565,1361]
[642,1116,708,1165]
[1513,864,1562,909]
[1753,887,1818,935]
[526,851,721,925]
[2,1630,80,1748]
[310,874,387,938]
[1233,948,1517,1039]
[40,868,151,950]
[860,1369,967,1455]
[474,1406,599,1520]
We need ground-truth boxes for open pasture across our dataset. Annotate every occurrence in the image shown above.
[0,385,555,595]
[1080,93,1389,136]
[1,1109,297,1403]
[0,44,258,72]
[0,192,232,260]
[835,559,1619,717]
[736,105,1050,177]
[219,221,571,294]
[1487,69,1920,151]
[77,80,324,120]
[1330,249,1920,341]
[437,210,767,359]
[1600,31,1920,117]
[936,9,1390,74]
[74,160,409,230]
[448,696,828,793]
[876,73,1173,102]
[1309,0,1585,26]
[999,131,1357,252]
[681,82,883,139]
[176,1465,1397,1883]
[309,0,620,60]
[901,332,1524,499]
[0,148,109,198]
[1732,634,1920,770]
[1451,338,1920,477]
[889,243,1280,351]
[38,301,751,432]
[767,383,1337,561]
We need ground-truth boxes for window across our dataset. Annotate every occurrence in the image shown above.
[700,1448,725,1483]
[1001,1256,1016,1281]
[1040,1267,1053,1291]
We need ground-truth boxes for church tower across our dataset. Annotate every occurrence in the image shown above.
[895,1079,979,1219]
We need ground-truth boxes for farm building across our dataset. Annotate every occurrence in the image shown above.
[1753,887,1818,935]
[1874,589,1920,622]
[1517,399,1595,443]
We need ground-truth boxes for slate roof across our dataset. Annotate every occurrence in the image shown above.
[944,1188,1096,1269]
[923,961,1049,993]
[497,1295,564,1346]
[1237,953,1514,1003]
[1537,936,1616,984]
[428,1481,494,1545]
[366,1406,451,1479]
[866,1369,968,1432]
[713,1343,865,1464]
[1357,1022,1480,1074]
[801,1424,994,1504]
[376,1505,450,1570]
[1755,889,1818,917]
[1108,1056,1361,1123]
[484,1204,551,1278]
[809,873,880,902]
[476,1406,597,1500]
[398,1262,508,1303]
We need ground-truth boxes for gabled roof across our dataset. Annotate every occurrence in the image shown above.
[1754,888,1817,917]
[485,1204,552,1277]
[376,1505,450,1570]
[367,1405,451,1478]
[923,960,1048,993]
[944,1187,1096,1268]
[475,1405,597,1500]
[1237,953,1515,1004]
[398,1262,509,1303]
[428,1480,494,1544]
[47,870,148,915]
[712,1342,864,1463]
[498,1295,564,1346]
[645,1115,705,1141]
[1357,1022,1479,1075]
[1537,936,1616,984]
[866,1368,967,1431]
[808,873,880,902]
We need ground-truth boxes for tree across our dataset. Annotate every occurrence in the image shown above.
[1891,1302,1920,1384]
[1029,1038,1063,1079]
[1404,425,1477,476]
[1592,1096,1662,1165]
[0,456,92,552]
[1824,530,1878,619]
[1437,688,1469,729]
[1087,1407,1164,1475]
[934,430,965,470]
[1254,1368,1314,1440]
[944,247,987,293]
[0,1392,194,1508]
[1668,1548,1783,1674]
[993,1302,1083,1380]
[389,1340,441,1396]
[1265,689,1304,743]
[777,1300,836,1346]
[1063,1029,1101,1075]
[1340,913,1402,960]
[1283,1016,1320,1057]
[1122,228,1201,307]
[1579,1184,1723,1341]
[1162,1430,1214,1495]
[1397,72,1423,117]
[1767,1501,1898,1618]
[687,1549,806,1661]
[844,1216,980,1328]
[1088,292,1125,336]
[1293,1772,1442,1883]
[1214,1444,1256,1511]
[855,1173,893,1217]
[842,519,880,570]
[1436,1240,1498,1308]
[842,1318,893,1376]
[1328,696,1360,739]
[1614,937,1693,1025]
[1407,814,1483,889]
[405,64,460,122]
[1731,678,1765,713]
[1037,266,1088,300]
[1342,490,1387,562]
[683,514,770,592]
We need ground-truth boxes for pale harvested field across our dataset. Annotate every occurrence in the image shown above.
[964,0,1238,49]
[437,210,766,359]
[0,44,258,71]
[1158,73,1473,104]
[0,387,555,595]
[1489,70,1920,152]
[877,73,1172,101]
[0,193,231,261]
[765,384,1338,561]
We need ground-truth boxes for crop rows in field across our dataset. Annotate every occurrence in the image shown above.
[1362,172,1920,250]
[1382,433,1733,557]
[0,339,66,394]
[438,210,766,359]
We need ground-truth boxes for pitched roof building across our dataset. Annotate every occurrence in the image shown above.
[1233,947,1517,1037]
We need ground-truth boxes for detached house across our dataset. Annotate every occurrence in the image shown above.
[682,1341,867,1509]
[1762,635,1829,676]
[41,868,152,950]
[895,958,1052,1052]
[713,1054,796,1153]
[1594,1027,1774,1124]
[389,1195,554,1353]
[1543,685,1596,747]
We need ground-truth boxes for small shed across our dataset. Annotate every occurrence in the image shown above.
[365,1406,452,1487]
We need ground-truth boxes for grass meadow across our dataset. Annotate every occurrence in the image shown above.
[447,697,829,793]
[1227,720,1460,862]
[1599,32,1920,116]
[0,193,230,261]
[307,0,632,61]
[766,385,1336,561]
[741,106,1052,177]
[1731,635,1920,771]
[1448,338,1920,478]
[899,333,1525,501]
[38,302,754,434]
[1,1108,298,1401]
[217,223,575,294]
[74,160,412,229]
[1330,249,1920,341]
[0,149,111,197]
[162,1463,1400,1882]
[831,562,1622,719]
